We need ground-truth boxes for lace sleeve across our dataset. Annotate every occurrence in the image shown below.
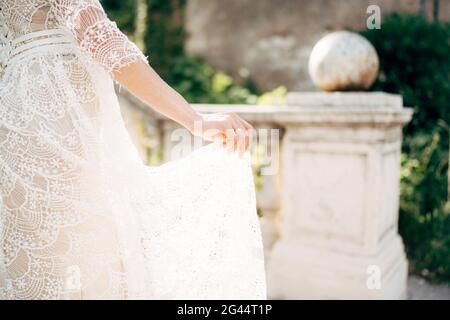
[57,0,148,72]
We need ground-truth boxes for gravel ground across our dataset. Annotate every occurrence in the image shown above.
[408,276,450,300]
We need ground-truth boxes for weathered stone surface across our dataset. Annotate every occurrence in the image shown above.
[287,91,403,108]
[266,92,412,299]
[308,31,379,91]
[185,0,450,91]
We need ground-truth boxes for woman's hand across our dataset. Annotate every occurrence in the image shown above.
[113,61,253,157]
[190,113,254,157]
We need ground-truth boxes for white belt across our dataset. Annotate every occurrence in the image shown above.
[8,28,77,64]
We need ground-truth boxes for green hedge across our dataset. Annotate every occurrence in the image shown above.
[362,14,450,282]
[400,128,450,281]
[361,14,450,135]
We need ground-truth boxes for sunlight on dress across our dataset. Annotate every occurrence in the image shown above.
[0,0,266,300]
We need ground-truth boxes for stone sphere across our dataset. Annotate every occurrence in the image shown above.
[308,31,379,91]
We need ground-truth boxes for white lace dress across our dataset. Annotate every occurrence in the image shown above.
[0,0,266,300]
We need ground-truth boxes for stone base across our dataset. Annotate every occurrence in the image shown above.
[267,234,408,300]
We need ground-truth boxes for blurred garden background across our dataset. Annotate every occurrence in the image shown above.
[102,0,450,298]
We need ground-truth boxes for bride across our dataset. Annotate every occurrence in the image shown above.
[0,0,266,300]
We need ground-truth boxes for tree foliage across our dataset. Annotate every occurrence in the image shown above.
[101,0,137,34]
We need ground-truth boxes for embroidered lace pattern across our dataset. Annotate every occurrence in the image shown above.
[0,0,266,300]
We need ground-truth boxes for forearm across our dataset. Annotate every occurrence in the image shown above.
[113,60,201,133]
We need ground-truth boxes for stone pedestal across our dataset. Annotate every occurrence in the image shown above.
[267,92,413,299]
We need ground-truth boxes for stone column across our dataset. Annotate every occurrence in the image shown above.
[267,92,413,299]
